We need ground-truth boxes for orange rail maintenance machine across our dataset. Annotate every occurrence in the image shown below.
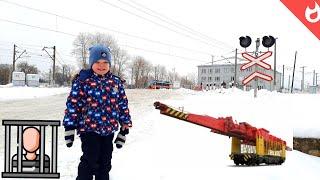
[154,101,288,166]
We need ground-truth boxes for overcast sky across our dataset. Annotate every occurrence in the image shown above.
[0,0,319,84]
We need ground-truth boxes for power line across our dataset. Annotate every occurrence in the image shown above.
[56,51,69,65]
[0,41,76,64]
[0,41,78,62]
[57,52,77,60]
[0,18,77,37]
[114,0,233,49]
[0,47,12,51]
[120,44,207,63]
[0,41,47,49]
[0,0,216,56]
[124,0,233,49]
[0,18,213,64]
[98,0,229,50]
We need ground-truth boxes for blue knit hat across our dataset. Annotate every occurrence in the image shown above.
[89,44,112,68]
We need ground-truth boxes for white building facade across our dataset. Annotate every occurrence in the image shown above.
[198,64,282,91]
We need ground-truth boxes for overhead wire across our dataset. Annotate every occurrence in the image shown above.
[114,0,233,49]
[98,0,231,50]
[0,0,217,56]
[0,18,216,64]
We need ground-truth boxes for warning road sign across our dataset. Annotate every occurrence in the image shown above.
[241,51,272,70]
[242,71,273,85]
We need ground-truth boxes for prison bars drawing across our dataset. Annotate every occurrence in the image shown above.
[2,119,60,178]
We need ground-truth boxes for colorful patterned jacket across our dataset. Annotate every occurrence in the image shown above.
[63,69,132,136]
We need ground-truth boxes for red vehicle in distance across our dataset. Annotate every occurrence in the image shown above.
[148,80,172,89]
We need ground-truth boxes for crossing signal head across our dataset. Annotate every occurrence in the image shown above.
[239,36,252,48]
[262,36,275,48]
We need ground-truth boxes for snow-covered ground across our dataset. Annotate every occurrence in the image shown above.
[0,87,320,179]
[0,84,69,101]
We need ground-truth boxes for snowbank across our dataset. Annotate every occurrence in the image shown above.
[0,85,69,101]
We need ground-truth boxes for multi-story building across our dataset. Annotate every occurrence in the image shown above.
[197,64,282,91]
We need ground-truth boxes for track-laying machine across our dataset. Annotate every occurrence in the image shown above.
[154,101,287,166]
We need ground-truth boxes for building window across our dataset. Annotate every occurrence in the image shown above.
[231,67,235,73]
[201,69,206,74]
[258,85,264,90]
[208,77,212,81]
[214,77,220,82]
[209,69,213,74]
[215,68,220,73]
[224,68,228,73]
[231,76,235,81]
[201,77,206,81]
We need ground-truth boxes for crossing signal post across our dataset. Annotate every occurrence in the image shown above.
[262,36,275,48]
[239,36,252,48]
[262,36,277,91]
[239,35,276,97]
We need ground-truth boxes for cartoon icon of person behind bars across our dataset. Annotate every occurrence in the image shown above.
[63,44,132,180]
[11,127,50,173]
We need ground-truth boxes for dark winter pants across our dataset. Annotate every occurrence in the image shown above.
[76,132,114,180]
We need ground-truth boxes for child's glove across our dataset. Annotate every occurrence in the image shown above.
[64,127,75,148]
[114,128,129,149]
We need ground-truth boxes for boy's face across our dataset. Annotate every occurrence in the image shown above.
[92,59,110,75]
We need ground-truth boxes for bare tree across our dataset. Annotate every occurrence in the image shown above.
[16,61,39,74]
[112,47,130,77]
[152,64,160,80]
[181,73,196,89]
[166,68,180,83]
[72,32,130,78]
[132,56,143,88]
[142,60,152,87]
[158,65,167,81]
[167,71,175,83]
[53,65,74,86]
[131,56,153,88]
[72,32,90,69]
[63,64,74,85]
[0,64,12,85]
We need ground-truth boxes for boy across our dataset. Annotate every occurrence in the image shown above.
[63,44,132,180]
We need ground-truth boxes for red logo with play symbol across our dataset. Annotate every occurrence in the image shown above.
[281,0,320,40]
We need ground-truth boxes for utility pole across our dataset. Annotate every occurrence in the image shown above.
[49,69,52,84]
[254,38,260,98]
[211,55,214,66]
[313,70,316,86]
[291,51,297,93]
[53,46,56,85]
[11,44,16,83]
[279,72,282,91]
[43,46,56,85]
[173,68,176,82]
[316,73,318,86]
[11,44,26,82]
[62,65,65,84]
[12,44,16,73]
[282,65,285,90]
[273,38,277,91]
[234,48,238,87]
[131,66,134,86]
[300,66,306,92]
[288,75,291,92]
